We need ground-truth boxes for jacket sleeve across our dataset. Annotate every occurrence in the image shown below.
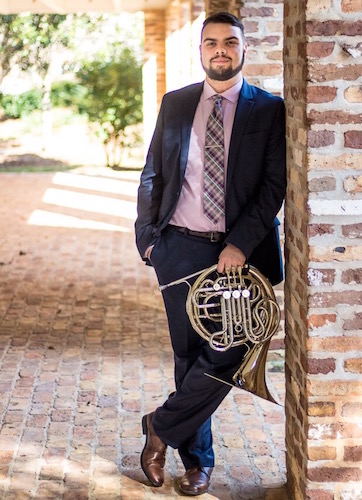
[135,98,165,261]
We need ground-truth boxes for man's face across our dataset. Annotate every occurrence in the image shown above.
[200,22,247,82]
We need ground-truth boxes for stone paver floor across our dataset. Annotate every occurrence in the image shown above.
[0,169,288,499]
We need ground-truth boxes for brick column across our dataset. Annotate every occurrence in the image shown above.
[284,1,362,498]
[144,10,166,108]
[283,1,309,497]
[205,0,242,16]
[143,9,166,150]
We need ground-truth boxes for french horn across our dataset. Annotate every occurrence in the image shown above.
[159,264,281,404]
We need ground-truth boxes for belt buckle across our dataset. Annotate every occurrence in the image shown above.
[210,231,218,242]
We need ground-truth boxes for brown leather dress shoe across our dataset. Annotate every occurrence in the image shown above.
[179,466,213,496]
[140,412,167,487]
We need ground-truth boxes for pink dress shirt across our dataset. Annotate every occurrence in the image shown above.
[169,79,243,233]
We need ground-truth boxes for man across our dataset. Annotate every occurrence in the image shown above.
[135,11,286,496]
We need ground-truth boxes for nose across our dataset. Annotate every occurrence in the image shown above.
[216,46,226,55]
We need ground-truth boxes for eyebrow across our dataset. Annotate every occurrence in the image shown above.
[202,36,240,43]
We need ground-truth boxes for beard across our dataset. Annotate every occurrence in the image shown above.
[203,53,245,82]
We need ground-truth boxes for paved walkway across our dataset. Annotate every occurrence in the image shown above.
[0,169,288,500]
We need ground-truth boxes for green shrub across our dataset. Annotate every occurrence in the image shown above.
[0,89,43,118]
[50,80,87,108]
[75,48,143,167]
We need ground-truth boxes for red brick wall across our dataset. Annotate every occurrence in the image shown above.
[240,0,284,96]
[205,0,242,16]
[284,0,362,498]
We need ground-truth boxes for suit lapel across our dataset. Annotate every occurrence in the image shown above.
[226,81,255,193]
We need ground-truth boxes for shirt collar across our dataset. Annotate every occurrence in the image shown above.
[203,78,243,103]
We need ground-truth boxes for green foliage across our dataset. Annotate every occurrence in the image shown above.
[0,14,69,83]
[50,80,87,108]
[0,89,43,118]
[0,15,27,82]
[75,47,143,167]
[19,14,68,79]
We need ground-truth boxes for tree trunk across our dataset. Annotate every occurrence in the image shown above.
[42,74,52,151]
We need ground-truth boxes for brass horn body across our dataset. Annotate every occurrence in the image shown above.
[184,264,281,404]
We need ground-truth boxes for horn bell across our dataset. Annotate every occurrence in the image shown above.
[232,339,280,405]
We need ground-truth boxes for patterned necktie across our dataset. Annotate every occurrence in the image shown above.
[203,94,225,224]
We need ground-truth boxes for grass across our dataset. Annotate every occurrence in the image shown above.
[0,164,78,173]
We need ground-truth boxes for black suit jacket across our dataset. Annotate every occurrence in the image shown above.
[135,80,287,285]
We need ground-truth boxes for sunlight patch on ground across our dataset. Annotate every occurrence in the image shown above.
[52,171,139,197]
[42,188,137,219]
[72,165,142,180]
[28,209,130,232]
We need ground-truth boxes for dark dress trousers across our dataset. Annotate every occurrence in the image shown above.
[135,80,287,469]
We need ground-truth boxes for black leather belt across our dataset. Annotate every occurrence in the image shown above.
[169,224,225,243]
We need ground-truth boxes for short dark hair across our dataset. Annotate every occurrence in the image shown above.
[202,11,245,39]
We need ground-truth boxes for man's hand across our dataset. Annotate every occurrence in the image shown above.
[145,245,154,260]
[217,243,246,273]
